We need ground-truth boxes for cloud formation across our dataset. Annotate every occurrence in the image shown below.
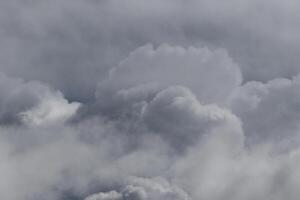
[97,44,241,106]
[230,75,300,149]
[0,73,80,126]
[85,177,190,200]
[0,1,300,200]
[0,0,300,100]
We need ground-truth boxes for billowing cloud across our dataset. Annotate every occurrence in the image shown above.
[0,0,300,101]
[142,86,243,151]
[0,72,80,126]
[0,1,300,200]
[85,177,190,200]
[90,44,243,151]
[172,134,300,200]
[229,75,300,149]
[97,44,241,107]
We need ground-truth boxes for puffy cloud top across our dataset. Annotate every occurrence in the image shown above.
[85,177,190,200]
[142,86,243,150]
[0,1,300,200]
[0,73,80,126]
[97,44,241,107]
[230,75,300,148]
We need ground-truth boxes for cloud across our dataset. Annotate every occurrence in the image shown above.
[0,1,300,200]
[88,44,243,151]
[142,86,243,151]
[1,40,300,200]
[229,75,300,149]
[85,176,190,200]
[171,134,300,200]
[96,43,241,114]
[0,72,80,126]
[0,43,245,200]
[1,0,300,101]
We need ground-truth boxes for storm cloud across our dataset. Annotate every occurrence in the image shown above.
[1,0,300,200]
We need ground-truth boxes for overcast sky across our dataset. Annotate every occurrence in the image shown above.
[1,1,300,200]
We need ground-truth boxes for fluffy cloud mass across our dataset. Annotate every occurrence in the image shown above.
[0,73,80,126]
[97,44,241,106]
[230,75,300,149]
[1,1,300,200]
[85,177,190,200]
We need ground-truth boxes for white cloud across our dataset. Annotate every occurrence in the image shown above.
[19,90,80,126]
[0,72,80,126]
[85,177,190,200]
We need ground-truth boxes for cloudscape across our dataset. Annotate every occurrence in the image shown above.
[1,1,300,199]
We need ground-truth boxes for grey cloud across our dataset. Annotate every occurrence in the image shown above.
[142,86,243,151]
[171,133,300,200]
[1,1,300,200]
[0,0,300,102]
[0,43,244,199]
[0,118,176,200]
[95,43,241,115]
[87,44,243,150]
[229,75,300,149]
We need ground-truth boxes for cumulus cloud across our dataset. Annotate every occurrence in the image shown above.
[89,44,242,151]
[0,0,300,100]
[0,72,80,126]
[142,86,243,151]
[229,75,300,149]
[85,177,190,200]
[97,44,241,107]
[0,1,300,200]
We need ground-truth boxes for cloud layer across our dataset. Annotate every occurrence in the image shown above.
[1,0,300,100]
[0,1,300,200]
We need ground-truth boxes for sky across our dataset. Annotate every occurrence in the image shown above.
[1,0,300,200]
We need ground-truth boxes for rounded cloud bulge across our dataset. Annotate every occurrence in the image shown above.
[90,43,244,151]
[0,72,80,126]
[85,176,191,200]
[4,41,300,200]
[229,75,300,149]
[97,44,242,108]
